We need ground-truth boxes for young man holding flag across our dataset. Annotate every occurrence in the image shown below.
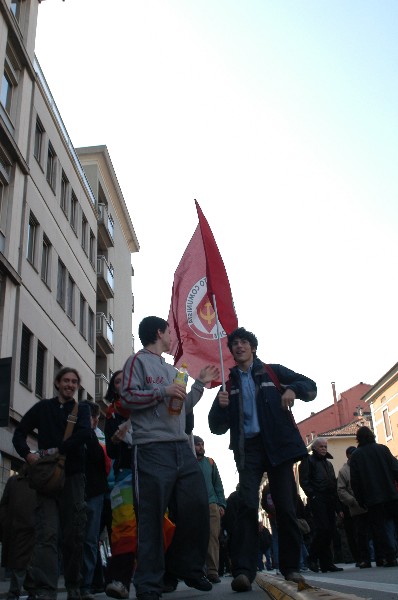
[209,327,317,591]
[120,316,219,600]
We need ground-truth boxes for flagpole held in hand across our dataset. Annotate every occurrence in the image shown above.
[212,294,226,391]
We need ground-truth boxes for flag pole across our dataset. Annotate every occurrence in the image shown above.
[212,293,226,391]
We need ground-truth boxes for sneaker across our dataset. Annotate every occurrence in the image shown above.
[105,582,129,599]
[183,576,212,592]
[231,574,252,592]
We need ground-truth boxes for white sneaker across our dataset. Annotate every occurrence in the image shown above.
[105,582,129,600]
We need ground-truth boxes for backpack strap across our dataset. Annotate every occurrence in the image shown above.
[63,401,79,441]
[263,363,283,393]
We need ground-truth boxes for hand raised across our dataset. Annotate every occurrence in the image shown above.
[198,365,220,385]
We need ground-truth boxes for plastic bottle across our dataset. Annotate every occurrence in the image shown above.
[168,363,189,415]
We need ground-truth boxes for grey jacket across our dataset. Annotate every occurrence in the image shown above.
[121,349,204,444]
[337,462,367,516]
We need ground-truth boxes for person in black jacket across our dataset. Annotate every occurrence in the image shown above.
[209,327,317,591]
[350,426,398,567]
[80,402,110,600]
[12,367,91,600]
[299,438,343,573]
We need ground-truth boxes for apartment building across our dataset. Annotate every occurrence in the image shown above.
[0,0,139,491]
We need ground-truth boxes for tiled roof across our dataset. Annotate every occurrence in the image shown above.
[319,417,371,437]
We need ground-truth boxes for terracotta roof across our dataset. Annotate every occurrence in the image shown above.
[319,417,371,437]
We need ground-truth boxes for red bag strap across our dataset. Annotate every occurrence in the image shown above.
[262,363,283,393]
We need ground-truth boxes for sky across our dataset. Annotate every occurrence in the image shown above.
[35,0,398,494]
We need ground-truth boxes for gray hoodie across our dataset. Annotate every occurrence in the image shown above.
[120,349,205,444]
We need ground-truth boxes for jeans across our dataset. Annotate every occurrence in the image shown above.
[81,494,105,593]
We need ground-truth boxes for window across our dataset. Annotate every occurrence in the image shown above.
[0,72,13,114]
[20,324,32,386]
[81,213,88,253]
[66,275,74,320]
[57,259,66,307]
[34,118,44,162]
[46,142,56,189]
[26,212,38,265]
[53,358,62,396]
[41,235,51,285]
[1,44,19,120]
[88,308,94,348]
[35,341,46,398]
[383,409,392,438]
[79,294,86,337]
[10,1,21,20]
[89,230,95,266]
[70,192,78,231]
[60,171,69,215]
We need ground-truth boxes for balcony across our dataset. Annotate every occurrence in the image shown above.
[98,203,114,248]
[97,256,114,300]
[95,373,110,408]
[96,312,114,355]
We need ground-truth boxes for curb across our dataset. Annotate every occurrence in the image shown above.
[255,572,366,600]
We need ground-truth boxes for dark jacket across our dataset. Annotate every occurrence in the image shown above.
[0,469,36,569]
[12,397,91,475]
[299,450,338,499]
[85,430,109,498]
[350,441,398,507]
[104,411,132,475]
[208,358,316,468]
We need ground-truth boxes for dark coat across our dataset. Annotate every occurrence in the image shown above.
[350,441,398,507]
[208,358,316,468]
[0,470,36,569]
[299,450,338,499]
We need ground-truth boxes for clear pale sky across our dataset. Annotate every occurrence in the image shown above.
[35,1,398,494]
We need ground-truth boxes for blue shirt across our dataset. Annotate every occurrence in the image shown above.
[238,364,260,438]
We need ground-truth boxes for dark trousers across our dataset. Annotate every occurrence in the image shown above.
[132,441,210,596]
[230,436,301,582]
[30,473,86,599]
[308,495,335,569]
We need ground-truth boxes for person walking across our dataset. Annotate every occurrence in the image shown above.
[12,368,91,600]
[194,435,226,583]
[120,316,219,600]
[209,327,317,591]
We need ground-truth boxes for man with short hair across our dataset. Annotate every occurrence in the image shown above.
[13,367,92,600]
[121,316,219,600]
[299,437,343,573]
[194,435,226,584]
[209,327,317,591]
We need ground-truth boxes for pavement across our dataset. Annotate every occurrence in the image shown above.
[0,566,378,600]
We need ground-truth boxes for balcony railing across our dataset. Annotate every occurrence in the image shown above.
[95,373,109,403]
[98,203,114,246]
[97,255,114,299]
[96,312,114,354]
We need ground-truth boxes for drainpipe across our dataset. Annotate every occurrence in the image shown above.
[331,382,340,427]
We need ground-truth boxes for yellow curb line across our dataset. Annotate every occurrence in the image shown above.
[255,573,367,600]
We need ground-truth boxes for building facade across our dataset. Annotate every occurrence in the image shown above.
[0,0,139,492]
[362,362,398,458]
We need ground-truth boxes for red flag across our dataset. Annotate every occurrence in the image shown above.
[168,201,238,387]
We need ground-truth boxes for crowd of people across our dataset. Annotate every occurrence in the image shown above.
[1,317,398,600]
